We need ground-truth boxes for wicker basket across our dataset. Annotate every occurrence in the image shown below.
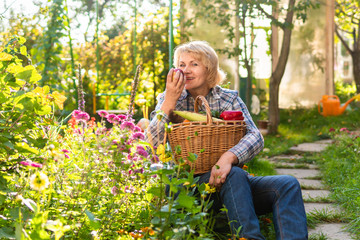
[168,96,247,174]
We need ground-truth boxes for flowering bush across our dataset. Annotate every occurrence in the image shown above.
[0,37,251,240]
[1,105,223,239]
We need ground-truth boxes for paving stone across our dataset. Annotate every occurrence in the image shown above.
[302,190,331,200]
[272,162,319,169]
[275,168,321,179]
[308,223,354,240]
[269,155,303,162]
[304,203,340,214]
[290,139,334,153]
[298,179,324,189]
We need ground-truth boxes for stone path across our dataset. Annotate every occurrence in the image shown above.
[269,140,354,240]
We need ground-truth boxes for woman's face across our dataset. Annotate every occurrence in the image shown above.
[178,52,210,96]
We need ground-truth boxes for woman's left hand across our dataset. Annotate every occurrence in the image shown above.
[209,151,238,191]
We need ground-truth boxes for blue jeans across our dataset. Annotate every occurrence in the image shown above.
[198,167,308,240]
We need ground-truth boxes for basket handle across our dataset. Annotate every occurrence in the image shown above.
[194,95,213,125]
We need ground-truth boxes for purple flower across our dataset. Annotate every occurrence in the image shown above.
[106,114,117,123]
[62,149,70,153]
[98,110,108,118]
[134,168,144,174]
[137,149,148,157]
[121,121,135,131]
[136,145,149,157]
[131,132,144,140]
[329,128,335,132]
[64,154,70,159]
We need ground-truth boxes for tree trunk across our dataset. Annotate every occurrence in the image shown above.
[234,0,240,92]
[352,51,360,94]
[180,0,187,43]
[268,0,295,134]
[269,78,280,133]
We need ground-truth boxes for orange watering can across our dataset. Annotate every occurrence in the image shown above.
[318,94,360,117]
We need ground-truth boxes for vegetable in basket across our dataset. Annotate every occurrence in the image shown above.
[173,110,223,122]
[219,111,244,120]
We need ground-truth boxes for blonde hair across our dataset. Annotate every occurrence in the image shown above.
[173,41,226,88]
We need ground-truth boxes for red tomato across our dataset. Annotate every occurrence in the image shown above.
[220,111,244,120]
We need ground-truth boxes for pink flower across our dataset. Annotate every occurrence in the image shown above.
[72,110,82,118]
[131,132,144,140]
[111,186,119,196]
[78,112,90,121]
[134,126,142,132]
[64,154,70,159]
[124,185,134,193]
[98,110,108,118]
[106,114,117,123]
[62,149,70,153]
[20,161,31,166]
[112,116,122,125]
[329,128,335,132]
[340,127,349,133]
[30,162,43,168]
[20,161,42,168]
[117,114,126,120]
[121,121,135,131]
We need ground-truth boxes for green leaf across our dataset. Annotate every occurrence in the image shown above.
[15,142,39,154]
[177,192,194,209]
[2,141,14,150]
[147,186,162,197]
[22,198,38,213]
[151,216,160,225]
[0,227,15,239]
[187,153,198,163]
[85,210,100,230]
[34,105,52,115]
[15,65,41,83]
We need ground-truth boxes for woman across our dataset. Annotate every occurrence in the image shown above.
[145,41,307,240]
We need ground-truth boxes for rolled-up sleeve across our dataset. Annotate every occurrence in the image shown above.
[144,93,169,148]
[227,97,264,165]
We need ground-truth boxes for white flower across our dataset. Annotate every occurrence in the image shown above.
[30,172,50,191]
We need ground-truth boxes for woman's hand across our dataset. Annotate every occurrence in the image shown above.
[209,152,238,191]
[161,69,186,115]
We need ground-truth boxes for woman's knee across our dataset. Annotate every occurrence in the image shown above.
[279,175,301,192]
[227,166,249,181]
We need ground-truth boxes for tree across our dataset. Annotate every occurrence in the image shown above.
[189,0,259,107]
[335,0,360,94]
[256,0,317,134]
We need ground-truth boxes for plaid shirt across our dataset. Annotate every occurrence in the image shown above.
[145,85,264,165]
